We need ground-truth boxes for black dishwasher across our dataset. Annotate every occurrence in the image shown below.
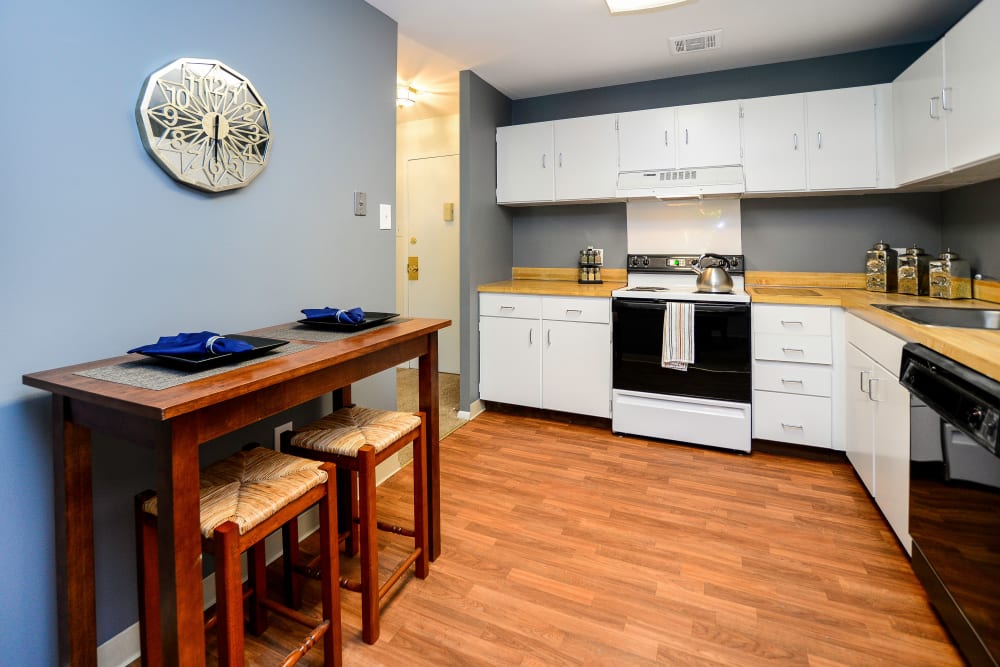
[901,343,1000,667]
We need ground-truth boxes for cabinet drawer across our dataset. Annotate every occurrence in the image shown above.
[845,313,905,377]
[753,333,832,364]
[752,391,832,447]
[752,360,832,397]
[542,296,610,324]
[480,293,542,319]
[753,304,831,336]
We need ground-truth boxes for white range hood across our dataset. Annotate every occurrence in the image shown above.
[617,165,745,199]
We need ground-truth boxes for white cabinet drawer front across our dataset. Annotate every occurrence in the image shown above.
[479,293,542,319]
[753,304,831,335]
[752,391,832,447]
[752,361,832,397]
[541,296,610,324]
[845,313,904,377]
[754,333,832,364]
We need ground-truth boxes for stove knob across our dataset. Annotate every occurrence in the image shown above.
[630,256,639,267]
[968,407,985,430]
[642,256,650,267]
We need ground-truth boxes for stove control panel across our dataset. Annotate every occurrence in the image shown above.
[627,254,744,274]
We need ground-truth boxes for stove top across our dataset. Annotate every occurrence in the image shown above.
[612,253,750,303]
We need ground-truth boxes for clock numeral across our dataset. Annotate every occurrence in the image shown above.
[242,104,259,123]
[169,130,186,151]
[207,158,225,177]
[161,105,179,126]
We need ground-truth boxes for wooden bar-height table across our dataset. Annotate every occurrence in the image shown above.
[23,318,450,667]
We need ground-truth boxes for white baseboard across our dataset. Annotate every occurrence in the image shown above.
[458,399,485,421]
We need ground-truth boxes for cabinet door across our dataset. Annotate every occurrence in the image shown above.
[553,115,619,201]
[541,320,610,418]
[479,316,541,408]
[806,87,878,190]
[675,100,742,168]
[871,360,911,553]
[944,0,1000,171]
[617,107,676,172]
[741,94,807,192]
[892,41,947,185]
[845,343,875,495]
[496,122,554,203]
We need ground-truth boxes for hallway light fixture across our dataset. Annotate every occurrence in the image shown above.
[396,85,417,107]
[606,0,692,14]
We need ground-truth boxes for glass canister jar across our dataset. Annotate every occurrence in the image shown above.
[897,244,931,296]
[865,241,898,292]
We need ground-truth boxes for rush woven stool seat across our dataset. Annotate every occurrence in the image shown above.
[281,406,428,644]
[135,446,341,667]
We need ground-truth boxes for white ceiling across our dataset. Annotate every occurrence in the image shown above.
[370,0,979,123]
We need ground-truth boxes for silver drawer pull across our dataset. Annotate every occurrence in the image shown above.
[859,370,870,392]
[780,320,804,326]
[566,309,583,314]
[782,347,804,353]
[500,305,515,311]
[781,423,805,430]
[780,378,804,385]
[529,328,533,344]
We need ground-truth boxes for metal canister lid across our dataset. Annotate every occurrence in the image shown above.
[938,248,961,260]
[903,243,926,256]
[871,240,891,251]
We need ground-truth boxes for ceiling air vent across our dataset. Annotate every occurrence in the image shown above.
[670,29,722,55]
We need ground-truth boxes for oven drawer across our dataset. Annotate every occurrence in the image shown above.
[753,304,832,336]
[753,333,832,365]
[752,390,832,447]
[752,360,832,397]
[542,296,610,324]
[480,293,542,319]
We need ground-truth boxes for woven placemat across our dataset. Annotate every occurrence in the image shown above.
[264,318,411,343]
[75,342,313,391]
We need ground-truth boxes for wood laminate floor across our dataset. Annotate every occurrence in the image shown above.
[161,411,963,666]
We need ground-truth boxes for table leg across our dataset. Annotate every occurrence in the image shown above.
[417,331,441,560]
[154,421,206,666]
[52,397,97,667]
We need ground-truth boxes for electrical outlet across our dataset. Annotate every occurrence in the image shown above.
[354,191,367,216]
[274,421,293,451]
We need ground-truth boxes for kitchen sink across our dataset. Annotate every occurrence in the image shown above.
[872,304,1000,329]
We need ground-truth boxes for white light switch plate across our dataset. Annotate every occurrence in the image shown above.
[379,204,392,230]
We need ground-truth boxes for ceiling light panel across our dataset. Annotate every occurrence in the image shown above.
[606,0,691,14]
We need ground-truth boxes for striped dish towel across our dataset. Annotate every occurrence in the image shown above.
[661,302,695,371]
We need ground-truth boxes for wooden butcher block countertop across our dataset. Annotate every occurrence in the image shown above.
[747,271,1000,382]
[478,267,626,298]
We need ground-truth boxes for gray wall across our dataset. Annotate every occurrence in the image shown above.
[0,0,397,661]
[942,178,1000,279]
[741,194,943,272]
[460,71,514,412]
[513,204,627,268]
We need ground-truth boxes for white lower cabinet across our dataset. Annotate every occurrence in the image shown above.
[844,313,910,553]
[752,304,841,449]
[479,293,611,418]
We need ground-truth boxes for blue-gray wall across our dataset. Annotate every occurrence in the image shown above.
[459,71,513,412]
[942,179,1000,279]
[513,204,627,268]
[0,0,397,662]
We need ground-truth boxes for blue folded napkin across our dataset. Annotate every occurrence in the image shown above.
[301,307,365,323]
[128,331,253,356]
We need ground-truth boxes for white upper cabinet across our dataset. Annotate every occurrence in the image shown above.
[943,0,1000,172]
[893,41,948,185]
[805,86,879,190]
[675,100,742,168]
[741,93,807,192]
[496,115,617,204]
[617,107,677,172]
[742,86,882,192]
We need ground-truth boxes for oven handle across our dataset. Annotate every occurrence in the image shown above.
[616,300,749,314]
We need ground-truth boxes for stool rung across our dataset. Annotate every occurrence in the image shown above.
[376,520,415,538]
[261,598,329,631]
[378,548,423,599]
[294,563,323,581]
[279,619,330,667]
[339,576,363,593]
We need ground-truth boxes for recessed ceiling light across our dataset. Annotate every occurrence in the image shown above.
[396,85,417,107]
[605,0,692,14]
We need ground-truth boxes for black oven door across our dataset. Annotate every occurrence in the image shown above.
[612,297,751,403]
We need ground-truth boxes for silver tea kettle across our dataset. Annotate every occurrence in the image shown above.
[692,253,734,293]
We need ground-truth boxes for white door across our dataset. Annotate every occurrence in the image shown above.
[893,41,947,185]
[805,87,877,190]
[617,107,677,172]
[675,100,742,168]
[845,343,875,495]
[406,154,460,374]
[871,359,911,553]
[496,121,553,203]
[553,114,619,201]
[541,320,611,418]
[741,94,807,192]
[479,316,541,407]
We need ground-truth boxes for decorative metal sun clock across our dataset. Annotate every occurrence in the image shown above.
[136,58,272,193]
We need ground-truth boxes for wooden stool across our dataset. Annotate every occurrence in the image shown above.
[135,447,342,667]
[281,406,428,644]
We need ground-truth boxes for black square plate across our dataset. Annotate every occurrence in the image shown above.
[296,311,399,331]
[134,334,289,369]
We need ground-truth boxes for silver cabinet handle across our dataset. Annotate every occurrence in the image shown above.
[793,133,798,150]
[929,96,940,120]
[867,377,880,402]
[547,329,552,346]
[541,154,547,168]
[664,130,669,147]
[685,128,689,145]
[941,87,953,111]
[565,308,583,314]
[859,370,870,392]
[780,320,804,326]
[500,305,515,311]
[781,423,805,430]
[558,152,564,167]
[782,347,804,354]
[816,131,822,149]
[780,378,804,385]
[529,328,533,344]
